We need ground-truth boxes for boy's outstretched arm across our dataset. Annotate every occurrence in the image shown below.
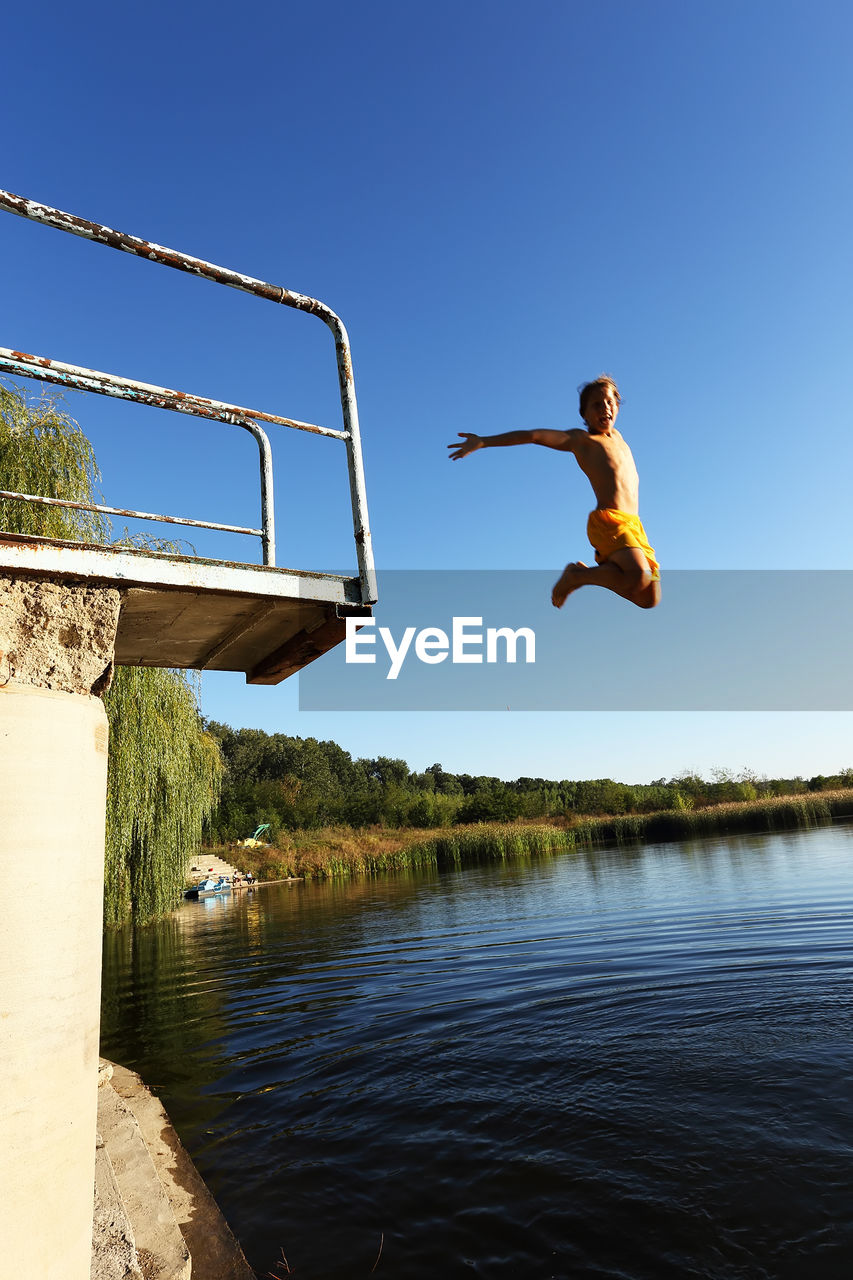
[447,429,581,460]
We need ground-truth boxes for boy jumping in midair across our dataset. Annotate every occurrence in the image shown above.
[447,375,660,609]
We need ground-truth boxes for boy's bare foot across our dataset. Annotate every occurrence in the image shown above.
[551,561,587,608]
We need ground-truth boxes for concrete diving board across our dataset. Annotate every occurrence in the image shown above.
[0,532,371,685]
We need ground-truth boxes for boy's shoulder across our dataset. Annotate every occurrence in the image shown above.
[564,427,589,445]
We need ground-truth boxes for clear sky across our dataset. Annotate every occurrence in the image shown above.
[3,0,852,782]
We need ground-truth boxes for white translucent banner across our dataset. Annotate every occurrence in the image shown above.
[299,571,853,710]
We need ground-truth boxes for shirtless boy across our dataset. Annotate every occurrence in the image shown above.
[447,375,660,610]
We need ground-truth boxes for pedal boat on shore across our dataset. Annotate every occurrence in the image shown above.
[185,876,232,900]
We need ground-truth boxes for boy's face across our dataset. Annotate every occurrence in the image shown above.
[582,386,620,434]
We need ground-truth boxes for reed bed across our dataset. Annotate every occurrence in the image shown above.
[573,789,853,847]
[207,789,853,883]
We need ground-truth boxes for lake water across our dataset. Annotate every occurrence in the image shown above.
[100,822,853,1279]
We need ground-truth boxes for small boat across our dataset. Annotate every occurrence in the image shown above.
[185,875,231,900]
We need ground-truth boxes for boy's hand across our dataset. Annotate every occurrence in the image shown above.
[447,432,484,460]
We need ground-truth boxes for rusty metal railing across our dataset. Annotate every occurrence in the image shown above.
[0,190,377,603]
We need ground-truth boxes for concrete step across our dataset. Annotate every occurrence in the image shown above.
[92,1131,145,1280]
[109,1063,256,1280]
[188,855,239,881]
[96,1076,191,1280]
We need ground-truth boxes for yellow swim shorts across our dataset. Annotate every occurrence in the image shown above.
[587,508,660,580]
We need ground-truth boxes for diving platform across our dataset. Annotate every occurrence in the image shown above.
[0,531,370,685]
[0,191,377,682]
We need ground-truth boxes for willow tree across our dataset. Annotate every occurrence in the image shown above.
[0,380,222,926]
[103,666,223,926]
[0,381,108,541]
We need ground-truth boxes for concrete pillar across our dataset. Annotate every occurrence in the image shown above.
[0,575,120,1280]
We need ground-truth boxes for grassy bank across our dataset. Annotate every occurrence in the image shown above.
[206,789,853,882]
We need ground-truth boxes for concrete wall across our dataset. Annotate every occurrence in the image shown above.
[0,573,119,695]
[0,575,120,1280]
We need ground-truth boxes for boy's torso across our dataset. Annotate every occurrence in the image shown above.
[573,428,640,515]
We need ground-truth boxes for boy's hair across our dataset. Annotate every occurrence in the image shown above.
[579,375,621,419]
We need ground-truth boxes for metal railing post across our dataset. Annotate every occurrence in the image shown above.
[241,420,276,566]
[326,316,377,605]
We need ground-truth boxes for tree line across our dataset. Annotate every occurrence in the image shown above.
[204,720,852,842]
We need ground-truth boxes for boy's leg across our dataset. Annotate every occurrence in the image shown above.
[552,547,660,609]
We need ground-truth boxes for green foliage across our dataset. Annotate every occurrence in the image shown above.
[0,381,109,541]
[103,667,222,925]
[455,787,522,824]
[1,380,222,926]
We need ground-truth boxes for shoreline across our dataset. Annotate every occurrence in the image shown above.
[202,789,853,885]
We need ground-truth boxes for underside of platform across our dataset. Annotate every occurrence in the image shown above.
[0,533,371,685]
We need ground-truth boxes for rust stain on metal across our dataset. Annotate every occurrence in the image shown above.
[0,488,262,538]
[336,340,354,383]
[0,534,45,552]
[0,190,334,321]
[10,349,53,368]
[0,348,347,441]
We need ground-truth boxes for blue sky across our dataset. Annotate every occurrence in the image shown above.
[3,0,852,781]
